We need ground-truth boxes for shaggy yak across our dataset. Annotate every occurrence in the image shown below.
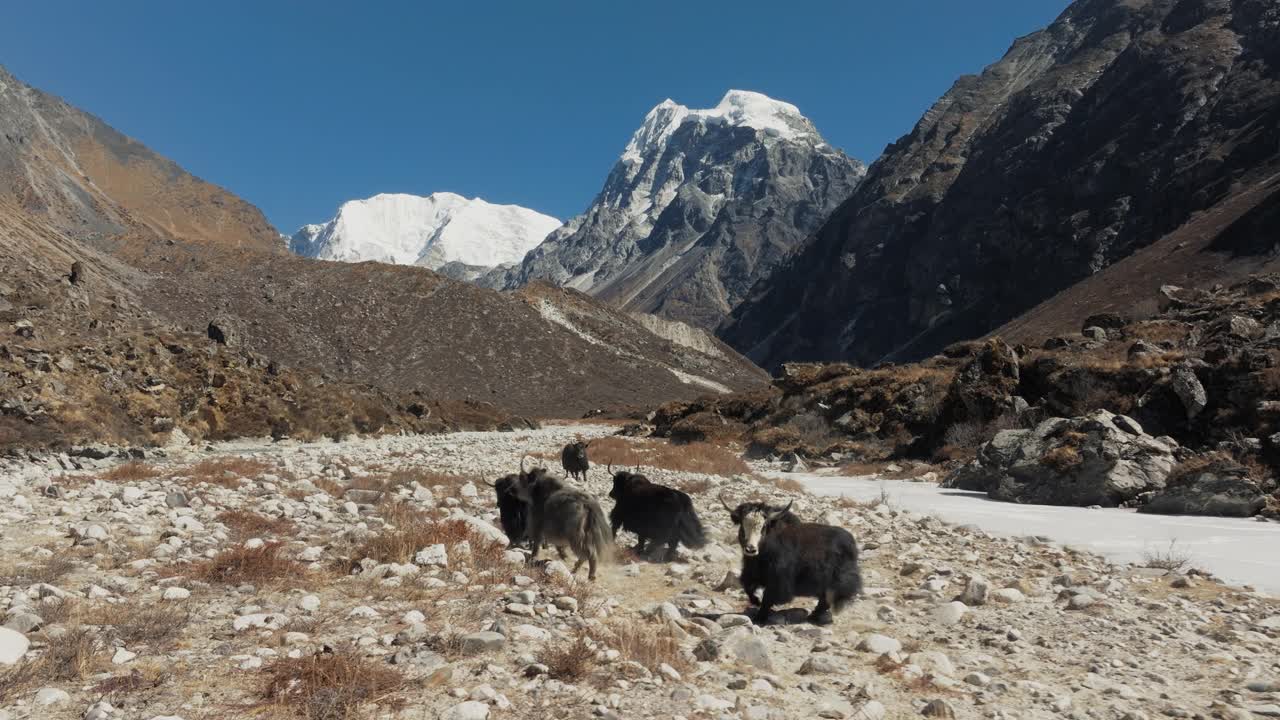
[561,440,590,482]
[515,464,612,580]
[723,497,862,626]
[483,473,529,548]
[608,468,706,561]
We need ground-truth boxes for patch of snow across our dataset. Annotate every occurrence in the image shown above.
[667,368,732,394]
[785,473,1280,594]
[292,193,560,271]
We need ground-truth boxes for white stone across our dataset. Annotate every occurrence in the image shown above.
[233,613,289,631]
[163,587,191,601]
[415,544,449,567]
[404,610,426,624]
[441,700,490,720]
[112,647,138,664]
[857,634,902,655]
[992,588,1025,603]
[931,602,967,626]
[297,595,321,613]
[0,627,29,665]
[34,687,71,706]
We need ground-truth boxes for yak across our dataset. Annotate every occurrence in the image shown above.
[483,473,529,548]
[514,466,613,580]
[561,440,590,482]
[608,468,706,561]
[722,496,862,626]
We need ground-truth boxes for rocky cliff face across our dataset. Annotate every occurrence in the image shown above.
[722,0,1280,370]
[0,66,280,254]
[492,90,865,330]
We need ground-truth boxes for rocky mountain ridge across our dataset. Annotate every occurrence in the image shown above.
[722,0,1280,370]
[491,90,866,330]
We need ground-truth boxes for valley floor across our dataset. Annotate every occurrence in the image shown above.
[0,426,1277,720]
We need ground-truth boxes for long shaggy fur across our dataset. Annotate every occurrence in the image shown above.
[487,474,529,548]
[609,471,706,561]
[728,500,862,626]
[517,470,613,580]
[561,441,590,482]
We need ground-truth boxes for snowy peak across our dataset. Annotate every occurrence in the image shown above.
[621,90,818,165]
[291,193,561,271]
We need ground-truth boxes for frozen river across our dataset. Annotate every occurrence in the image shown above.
[778,472,1280,595]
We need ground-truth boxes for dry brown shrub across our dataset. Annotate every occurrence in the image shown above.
[540,633,594,681]
[0,627,100,701]
[79,602,192,648]
[587,436,749,477]
[90,665,170,698]
[178,457,273,488]
[99,461,163,482]
[259,649,406,719]
[589,620,690,675]
[217,509,298,541]
[763,475,806,493]
[192,542,308,587]
[350,503,505,571]
[670,477,714,495]
[0,551,76,586]
[1041,445,1083,472]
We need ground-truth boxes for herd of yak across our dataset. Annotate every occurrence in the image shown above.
[483,440,864,626]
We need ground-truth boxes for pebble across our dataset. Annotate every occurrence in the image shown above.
[441,700,489,720]
[460,631,506,655]
[34,687,71,706]
[931,601,967,626]
[112,647,138,664]
[162,587,191,601]
[959,574,990,606]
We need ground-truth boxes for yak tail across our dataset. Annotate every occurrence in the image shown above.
[676,508,708,550]
[583,500,615,565]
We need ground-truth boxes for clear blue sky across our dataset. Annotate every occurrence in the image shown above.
[2,1,1066,233]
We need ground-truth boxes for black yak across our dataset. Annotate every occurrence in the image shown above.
[483,473,529,548]
[515,467,613,580]
[561,440,590,482]
[722,496,862,626]
[608,469,706,561]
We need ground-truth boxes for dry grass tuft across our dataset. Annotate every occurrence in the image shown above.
[590,620,690,675]
[192,542,308,587]
[1142,540,1193,572]
[763,475,806,493]
[0,551,76,586]
[178,457,274,488]
[217,509,298,541]
[90,665,170,698]
[350,503,504,570]
[588,436,750,477]
[540,633,594,681]
[670,477,714,495]
[99,461,164,482]
[1040,445,1083,473]
[79,602,192,648]
[260,650,406,719]
[0,627,100,701]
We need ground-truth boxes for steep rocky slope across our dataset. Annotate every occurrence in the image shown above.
[0,66,279,255]
[0,65,766,444]
[493,91,865,330]
[723,0,1280,370]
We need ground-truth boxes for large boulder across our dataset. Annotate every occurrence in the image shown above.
[1139,455,1269,517]
[943,410,1177,507]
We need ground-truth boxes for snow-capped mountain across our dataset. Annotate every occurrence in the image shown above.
[486,90,866,330]
[290,193,561,273]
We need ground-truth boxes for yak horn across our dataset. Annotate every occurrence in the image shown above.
[520,454,528,474]
[768,499,795,520]
[607,461,613,475]
[481,476,496,488]
[718,492,734,514]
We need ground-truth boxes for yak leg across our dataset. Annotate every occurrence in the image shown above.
[663,538,679,563]
[572,556,585,575]
[587,553,598,581]
[634,536,647,553]
[753,587,779,626]
[557,546,568,560]
[808,590,835,626]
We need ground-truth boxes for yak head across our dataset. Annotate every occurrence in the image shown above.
[565,440,589,465]
[607,467,647,500]
[722,495,794,557]
[485,474,520,500]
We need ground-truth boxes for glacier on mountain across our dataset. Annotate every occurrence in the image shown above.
[290,192,561,271]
